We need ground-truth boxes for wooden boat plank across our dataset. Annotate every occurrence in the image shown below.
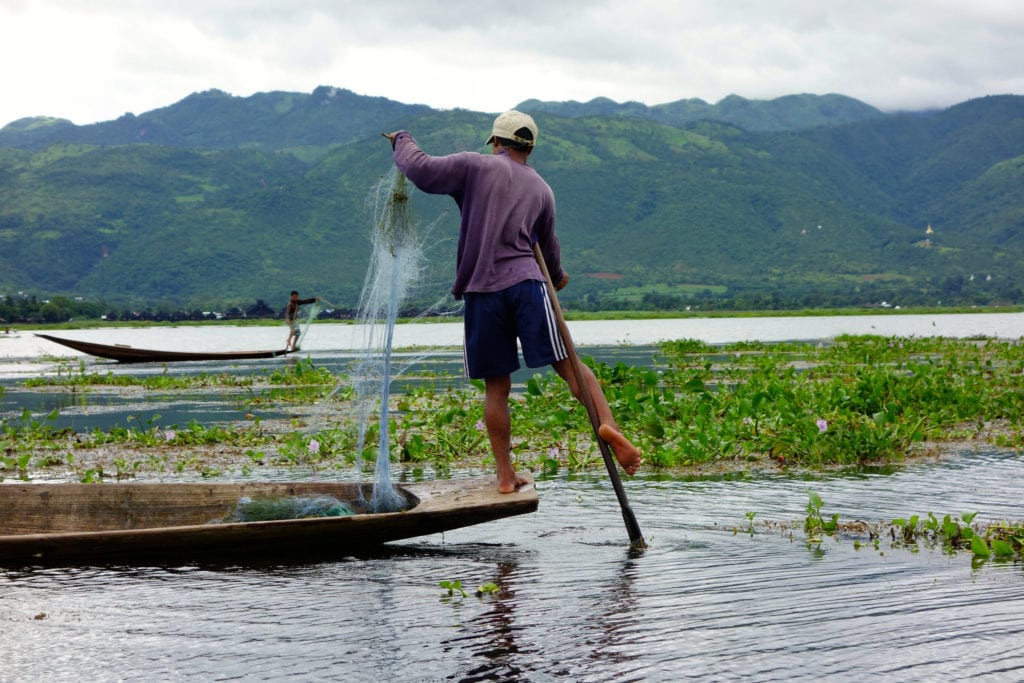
[0,476,538,564]
[36,333,291,363]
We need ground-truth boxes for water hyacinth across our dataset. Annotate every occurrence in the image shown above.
[6,334,1023,480]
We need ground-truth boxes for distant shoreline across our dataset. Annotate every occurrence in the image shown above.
[7,304,1023,333]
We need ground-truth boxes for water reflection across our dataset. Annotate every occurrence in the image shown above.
[451,559,527,681]
[582,549,644,679]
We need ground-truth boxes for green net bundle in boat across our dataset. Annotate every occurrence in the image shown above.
[223,495,357,522]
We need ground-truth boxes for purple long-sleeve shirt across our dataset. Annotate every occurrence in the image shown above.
[391,131,564,299]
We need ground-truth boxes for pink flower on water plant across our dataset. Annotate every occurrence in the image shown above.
[548,446,561,459]
[475,420,485,431]
[816,418,828,433]
[162,430,176,441]
[308,439,320,454]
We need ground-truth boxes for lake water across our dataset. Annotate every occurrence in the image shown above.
[1,310,1021,379]
[2,313,1024,681]
[4,310,1023,361]
[4,452,1024,681]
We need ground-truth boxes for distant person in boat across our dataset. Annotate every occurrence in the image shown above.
[285,291,319,351]
[385,111,641,493]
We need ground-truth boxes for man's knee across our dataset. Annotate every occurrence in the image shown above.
[484,375,512,396]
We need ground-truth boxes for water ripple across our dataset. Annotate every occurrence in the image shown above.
[4,451,1024,681]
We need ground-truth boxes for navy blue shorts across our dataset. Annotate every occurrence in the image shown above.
[463,280,568,379]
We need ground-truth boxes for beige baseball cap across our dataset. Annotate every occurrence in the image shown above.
[485,110,538,147]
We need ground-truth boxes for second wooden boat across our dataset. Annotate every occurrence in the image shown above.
[37,333,292,363]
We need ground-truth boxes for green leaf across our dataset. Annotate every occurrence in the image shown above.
[970,535,991,558]
[991,539,1014,558]
[643,416,665,438]
[682,378,708,393]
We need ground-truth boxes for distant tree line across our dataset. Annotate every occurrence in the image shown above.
[4,278,1019,327]
[559,276,1022,312]
[1,295,106,325]
[0,296,359,325]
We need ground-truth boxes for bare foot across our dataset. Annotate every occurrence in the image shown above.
[598,423,641,475]
[497,474,530,494]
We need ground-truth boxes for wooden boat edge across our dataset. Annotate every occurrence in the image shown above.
[0,475,538,564]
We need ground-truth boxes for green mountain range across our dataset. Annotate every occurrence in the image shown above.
[1,87,1021,313]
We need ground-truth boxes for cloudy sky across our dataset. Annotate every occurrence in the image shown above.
[1,0,1021,126]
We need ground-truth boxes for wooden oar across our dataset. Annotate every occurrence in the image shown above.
[533,243,646,548]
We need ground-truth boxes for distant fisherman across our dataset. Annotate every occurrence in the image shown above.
[285,290,319,351]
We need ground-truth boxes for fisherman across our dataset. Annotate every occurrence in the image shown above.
[385,111,641,493]
[284,290,319,351]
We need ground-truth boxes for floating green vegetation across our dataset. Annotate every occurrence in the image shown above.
[393,384,488,464]
[627,334,1024,469]
[4,335,1024,481]
[256,358,345,403]
[264,358,336,386]
[355,335,1022,473]
[79,416,271,449]
[740,491,1024,566]
[23,358,344,407]
[439,579,467,598]
[23,360,257,390]
[0,408,72,480]
[803,489,839,541]
[889,511,1024,562]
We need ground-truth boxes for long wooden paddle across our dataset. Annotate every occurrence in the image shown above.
[533,243,646,547]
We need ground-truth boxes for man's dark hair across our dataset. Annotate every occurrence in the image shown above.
[290,290,298,296]
[496,126,534,151]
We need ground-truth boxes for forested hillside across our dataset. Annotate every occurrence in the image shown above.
[1,89,1021,315]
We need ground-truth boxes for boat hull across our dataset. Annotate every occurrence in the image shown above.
[0,476,538,564]
[36,333,292,363]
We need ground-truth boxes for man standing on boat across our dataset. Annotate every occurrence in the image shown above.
[285,290,319,352]
[385,111,641,493]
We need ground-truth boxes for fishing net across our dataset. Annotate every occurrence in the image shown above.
[221,495,356,522]
[303,168,447,513]
[292,299,323,351]
[349,169,429,513]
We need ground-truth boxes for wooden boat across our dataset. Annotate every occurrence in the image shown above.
[37,333,292,363]
[0,475,538,564]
